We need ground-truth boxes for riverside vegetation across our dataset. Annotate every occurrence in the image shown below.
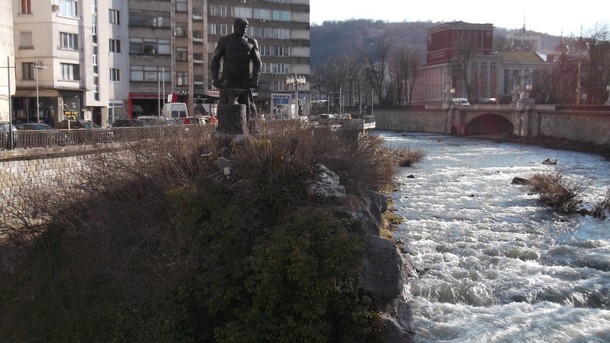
[0,121,425,342]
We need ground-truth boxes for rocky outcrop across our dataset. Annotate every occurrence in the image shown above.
[306,166,417,343]
[360,194,417,343]
[305,164,347,199]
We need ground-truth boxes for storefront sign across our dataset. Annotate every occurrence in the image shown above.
[272,93,292,100]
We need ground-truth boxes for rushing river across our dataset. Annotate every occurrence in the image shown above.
[377,131,610,343]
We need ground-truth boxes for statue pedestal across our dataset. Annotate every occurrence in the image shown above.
[217,104,247,136]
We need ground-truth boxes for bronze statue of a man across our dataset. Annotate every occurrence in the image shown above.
[211,18,261,134]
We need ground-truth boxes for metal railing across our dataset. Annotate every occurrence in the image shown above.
[1,125,216,150]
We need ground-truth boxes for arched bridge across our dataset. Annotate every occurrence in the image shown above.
[374,104,610,146]
[449,107,519,136]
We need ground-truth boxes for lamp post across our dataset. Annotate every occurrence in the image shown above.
[285,73,306,115]
[34,58,47,123]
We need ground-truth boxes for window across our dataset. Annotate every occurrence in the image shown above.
[20,0,32,14]
[259,45,270,56]
[176,0,187,12]
[60,32,79,50]
[130,66,170,82]
[176,72,188,86]
[59,0,77,17]
[109,39,121,53]
[19,31,33,48]
[234,7,252,18]
[129,10,170,28]
[272,10,290,21]
[92,14,97,43]
[22,62,35,80]
[253,9,271,20]
[110,68,120,81]
[273,28,290,39]
[60,63,80,81]
[272,63,290,74]
[175,23,187,37]
[209,5,227,17]
[251,27,272,38]
[208,24,228,35]
[109,9,120,24]
[176,47,188,61]
[272,46,290,57]
[193,31,204,42]
[129,38,170,55]
[272,81,287,91]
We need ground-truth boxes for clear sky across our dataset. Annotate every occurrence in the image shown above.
[309,0,608,37]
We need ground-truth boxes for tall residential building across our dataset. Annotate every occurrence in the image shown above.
[0,0,15,123]
[128,0,310,118]
[11,0,130,127]
[9,0,310,123]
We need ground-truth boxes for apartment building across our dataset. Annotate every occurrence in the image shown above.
[0,0,15,123]
[9,0,310,123]
[127,0,310,118]
[11,0,130,127]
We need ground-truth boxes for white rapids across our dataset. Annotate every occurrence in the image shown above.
[378,131,610,343]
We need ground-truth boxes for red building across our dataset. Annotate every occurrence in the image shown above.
[426,21,494,65]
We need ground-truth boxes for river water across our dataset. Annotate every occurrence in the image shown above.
[377,131,610,343]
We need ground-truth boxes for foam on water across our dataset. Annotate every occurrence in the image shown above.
[379,131,610,342]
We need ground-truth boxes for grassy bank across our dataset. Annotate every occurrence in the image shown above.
[0,122,397,342]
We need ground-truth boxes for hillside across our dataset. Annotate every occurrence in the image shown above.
[311,19,564,68]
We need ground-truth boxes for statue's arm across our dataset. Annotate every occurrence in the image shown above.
[250,38,262,88]
[211,39,226,86]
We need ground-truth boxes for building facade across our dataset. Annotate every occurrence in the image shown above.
[9,0,310,125]
[0,0,15,123]
[11,0,130,127]
[127,0,310,119]
[412,21,551,105]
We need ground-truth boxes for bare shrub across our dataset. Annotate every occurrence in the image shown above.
[590,189,610,219]
[0,123,389,342]
[392,146,427,167]
[527,172,586,214]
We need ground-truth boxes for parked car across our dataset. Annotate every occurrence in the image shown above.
[14,122,70,146]
[56,120,114,144]
[111,119,148,127]
[137,115,174,126]
[0,122,19,148]
[55,120,101,130]
[175,116,212,125]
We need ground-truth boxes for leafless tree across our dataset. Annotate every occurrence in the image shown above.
[450,31,477,102]
[389,44,421,106]
[364,36,394,105]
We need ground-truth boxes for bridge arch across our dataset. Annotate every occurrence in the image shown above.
[465,113,514,136]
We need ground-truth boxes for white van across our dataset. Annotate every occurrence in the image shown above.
[162,102,189,120]
[452,98,470,106]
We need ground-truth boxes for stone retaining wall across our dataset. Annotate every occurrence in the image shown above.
[0,144,127,221]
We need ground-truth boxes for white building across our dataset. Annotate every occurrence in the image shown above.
[0,0,15,122]
[11,0,129,127]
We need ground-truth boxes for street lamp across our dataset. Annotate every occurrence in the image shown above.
[286,73,306,115]
[34,58,47,123]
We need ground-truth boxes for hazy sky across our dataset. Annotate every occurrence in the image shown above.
[309,0,608,37]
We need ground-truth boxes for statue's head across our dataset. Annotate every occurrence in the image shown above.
[234,18,249,37]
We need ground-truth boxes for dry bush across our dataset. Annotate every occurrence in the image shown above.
[0,122,388,342]
[527,172,586,214]
[392,146,427,167]
[590,189,610,219]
